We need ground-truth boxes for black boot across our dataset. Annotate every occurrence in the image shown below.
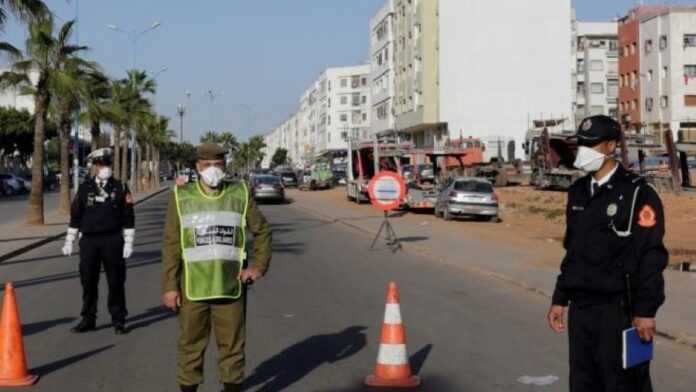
[70,318,96,333]
[222,383,242,392]
[180,385,198,392]
[113,321,128,335]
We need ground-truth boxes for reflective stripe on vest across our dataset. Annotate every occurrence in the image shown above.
[175,181,249,301]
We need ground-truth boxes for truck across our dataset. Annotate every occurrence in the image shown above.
[524,121,583,190]
[299,157,335,191]
[346,139,407,203]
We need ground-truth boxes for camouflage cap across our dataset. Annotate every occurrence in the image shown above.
[196,143,226,161]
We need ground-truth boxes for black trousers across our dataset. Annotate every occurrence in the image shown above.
[78,233,127,324]
[568,300,652,392]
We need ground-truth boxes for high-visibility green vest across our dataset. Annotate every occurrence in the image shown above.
[174,181,249,301]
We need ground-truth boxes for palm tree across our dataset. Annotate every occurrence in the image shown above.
[79,69,111,152]
[0,0,48,29]
[0,18,87,224]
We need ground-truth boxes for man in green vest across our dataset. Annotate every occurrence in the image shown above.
[162,143,272,392]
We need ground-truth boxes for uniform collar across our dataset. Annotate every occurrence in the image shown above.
[591,161,620,189]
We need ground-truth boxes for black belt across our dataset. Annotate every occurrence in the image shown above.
[80,230,122,238]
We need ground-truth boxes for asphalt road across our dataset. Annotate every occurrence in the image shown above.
[0,191,60,224]
[1,190,695,392]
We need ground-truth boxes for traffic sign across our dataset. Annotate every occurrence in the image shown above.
[368,171,406,212]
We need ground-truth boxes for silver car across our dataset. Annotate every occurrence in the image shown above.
[251,175,285,203]
[435,177,499,222]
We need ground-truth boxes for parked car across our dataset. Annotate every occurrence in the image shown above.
[434,177,499,222]
[0,174,27,195]
[277,171,298,188]
[251,175,285,203]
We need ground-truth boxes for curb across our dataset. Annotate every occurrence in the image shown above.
[0,186,170,264]
[289,201,696,350]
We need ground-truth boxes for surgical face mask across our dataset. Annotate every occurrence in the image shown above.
[200,166,225,188]
[97,167,112,181]
[574,146,607,172]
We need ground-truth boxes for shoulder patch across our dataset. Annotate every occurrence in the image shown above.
[638,204,657,228]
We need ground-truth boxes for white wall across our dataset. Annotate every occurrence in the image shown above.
[438,0,573,158]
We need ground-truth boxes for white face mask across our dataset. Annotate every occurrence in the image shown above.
[97,167,112,181]
[200,166,225,188]
[574,146,607,172]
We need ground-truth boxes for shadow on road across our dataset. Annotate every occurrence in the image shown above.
[244,326,367,392]
[272,242,307,256]
[126,306,177,331]
[31,344,114,378]
[312,375,458,392]
[0,253,69,267]
[398,236,429,243]
[23,317,76,336]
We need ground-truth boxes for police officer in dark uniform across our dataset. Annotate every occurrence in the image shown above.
[547,115,668,391]
[62,148,135,335]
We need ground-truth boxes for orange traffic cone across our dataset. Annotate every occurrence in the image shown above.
[0,282,38,386]
[365,282,421,388]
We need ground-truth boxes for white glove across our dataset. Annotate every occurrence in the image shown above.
[62,228,78,256]
[123,229,135,259]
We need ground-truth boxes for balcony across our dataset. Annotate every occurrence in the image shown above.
[607,49,619,58]
[607,97,618,104]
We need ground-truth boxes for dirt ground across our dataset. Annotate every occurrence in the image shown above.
[497,186,696,265]
[295,185,696,267]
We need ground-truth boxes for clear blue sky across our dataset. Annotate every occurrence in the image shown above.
[2,0,695,143]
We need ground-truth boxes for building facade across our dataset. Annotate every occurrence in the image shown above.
[573,22,619,125]
[385,0,573,163]
[370,0,396,138]
[640,7,696,145]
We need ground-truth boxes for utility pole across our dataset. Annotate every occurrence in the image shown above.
[72,0,80,195]
[205,89,224,132]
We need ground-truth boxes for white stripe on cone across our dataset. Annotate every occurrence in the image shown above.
[377,343,409,365]
[384,303,402,325]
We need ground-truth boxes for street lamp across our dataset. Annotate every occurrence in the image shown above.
[204,89,224,132]
[108,21,161,190]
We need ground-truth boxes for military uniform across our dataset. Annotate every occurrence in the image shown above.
[552,116,668,391]
[162,145,271,392]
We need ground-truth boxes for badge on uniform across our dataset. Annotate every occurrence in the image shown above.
[638,205,657,228]
[607,203,618,217]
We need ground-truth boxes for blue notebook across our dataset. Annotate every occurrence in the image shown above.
[623,327,654,369]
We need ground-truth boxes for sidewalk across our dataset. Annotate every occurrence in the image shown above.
[287,188,696,348]
[0,183,171,263]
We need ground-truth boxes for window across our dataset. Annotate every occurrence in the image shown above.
[631,43,636,55]
[609,40,618,51]
[362,113,367,121]
[685,95,696,107]
[352,93,360,106]
[361,95,367,104]
[608,80,619,97]
[631,100,637,110]
[577,59,585,72]
[327,98,331,108]
[662,66,668,79]
[685,65,696,78]
[644,39,653,53]
[648,69,654,82]
[352,76,360,88]
[591,83,604,94]
[361,77,367,86]
[591,106,604,115]
[590,60,604,71]
[340,96,348,105]
[327,115,331,125]
[660,35,668,50]
[340,78,347,88]
[646,98,654,112]
[684,34,696,47]
[661,96,669,108]
[577,82,586,94]
[631,72,637,89]
[340,114,347,122]
[328,132,331,143]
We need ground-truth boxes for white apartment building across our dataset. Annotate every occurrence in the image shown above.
[370,0,396,137]
[387,0,573,163]
[0,68,38,113]
[261,64,371,169]
[573,22,619,125]
[640,7,696,145]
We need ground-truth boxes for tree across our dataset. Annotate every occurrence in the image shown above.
[0,0,48,29]
[0,106,33,165]
[79,69,111,151]
[230,136,266,174]
[0,18,88,224]
[137,113,171,190]
[271,148,289,169]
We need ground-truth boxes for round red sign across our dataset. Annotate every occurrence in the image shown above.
[367,171,406,211]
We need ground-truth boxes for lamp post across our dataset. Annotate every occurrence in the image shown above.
[108,21,161,190]
[205,89,224,133]
[72,0,80,195]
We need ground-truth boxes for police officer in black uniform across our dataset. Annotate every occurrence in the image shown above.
[62,148,135,335]
[547,115,668,391]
